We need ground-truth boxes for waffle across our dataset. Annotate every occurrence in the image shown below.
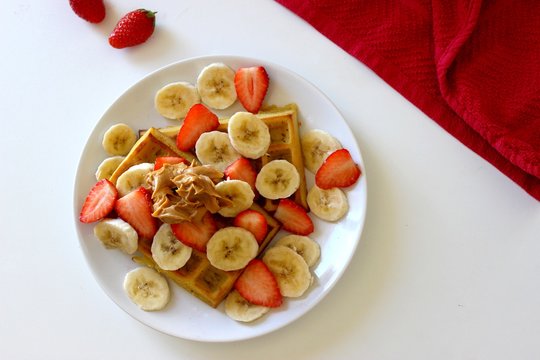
[108,127,197,185]
[157,103,309,212]
[134,203,281,308]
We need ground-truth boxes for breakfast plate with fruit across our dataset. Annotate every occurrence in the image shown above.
[74,55,367,342]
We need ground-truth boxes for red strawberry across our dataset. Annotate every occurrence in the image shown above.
[108,9,156,49]
[154,156,189,170]
[274,199,314,235]
[170,211,217,252]
[233,209,268,244]
[176,104,220,151]
[223,157,257,193]
[315,149,361,189]
[235,259,282,308]
[114,187,158,239]
[69,0,106,23]
[234,66,269,113]
[79,179,118,223]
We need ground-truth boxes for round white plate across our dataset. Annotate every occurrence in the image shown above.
[73,55,367,342]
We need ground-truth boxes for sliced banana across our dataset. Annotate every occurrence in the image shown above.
[195,131,241,172]
[115,162,154,197]
[301,129,342,173]
[227,112,271,159]
[255,159,300,200]
[123,267,170,311]
[215,180,255,217]
[206,227,259,271]
[225,290,270,322]
[102,123,137,156]
[274,235,321,268]
[154,81,200,120]
[196,63,237,110]
[262,246,312,298]
[95,156,125,181]
[151,223,192,271]
[93,218,138,254]
[307,185,349,222]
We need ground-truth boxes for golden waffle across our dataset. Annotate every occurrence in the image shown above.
[157,104,308,212]
[134,203,281,308]
[108,127,197,185]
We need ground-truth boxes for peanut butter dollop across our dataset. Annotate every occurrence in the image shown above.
[146,163,232,223]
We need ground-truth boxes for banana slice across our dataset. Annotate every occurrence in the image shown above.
[227,112,271,159]
[123,267,170,311]
[215,179,255,217]
[274,234,321,268]
[93,218,138,254]
[301,129,342,173]
[307,185,349,222]
[102,123,137,156]
[196,63,237,110]
[255,159,300,200]
[154,81,200,120]
[115,162,154,197]
[262,246,312,298]
[151,223,193,271]
[225,290,270,322]
[95,156,125,181]
[195,130,241,172]
[206,227,259,271]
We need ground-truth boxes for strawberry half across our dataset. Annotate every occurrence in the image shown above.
[114,187,158,239]
[69,0,106,23]
[274,199,314,236]
[234,66,269,113]
[154,156,189,170]
[235,259,282,308]
[176,104,220,151]
[315,149,361,189]
[223,157,257,193]
[233,209,268,244]
[170,211,218,252]
[79,179,118,223]
[108,9,156,49]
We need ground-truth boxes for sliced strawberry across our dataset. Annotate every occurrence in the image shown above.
[154,156,189,170]
[170,211,217,252]
[176,104,219,151]
[315,149,361,189]
[235,259,282,308]
[114,187,158,239]
[233,209,268,244]
[234,66,269,113]
[274,199,314,236]
[79,179,118,223]
[223,157,257,193]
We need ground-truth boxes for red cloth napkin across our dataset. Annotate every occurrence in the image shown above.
[277,0,540,200]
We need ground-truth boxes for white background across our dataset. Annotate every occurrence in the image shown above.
[1,1,539,359]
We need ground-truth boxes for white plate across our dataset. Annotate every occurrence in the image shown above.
[73,55,367,342]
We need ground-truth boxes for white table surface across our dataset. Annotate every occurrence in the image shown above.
[2,1,539,359]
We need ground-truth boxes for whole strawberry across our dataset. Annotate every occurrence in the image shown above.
[69,0,106,23]
[109,9,156,49]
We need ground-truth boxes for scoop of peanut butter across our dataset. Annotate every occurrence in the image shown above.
[146,163,232,223]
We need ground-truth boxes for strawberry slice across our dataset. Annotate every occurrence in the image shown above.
[315,149,361,189]
[233,209,268,244]
[114,187,158,239]
[274,199,314,236]
[79,179,118,223]
[223,157,257,193]
[154,156,189,170]
[234,66,269,113]
[235,259,282,308]
[170,211,217,252]
[176,103,219,151]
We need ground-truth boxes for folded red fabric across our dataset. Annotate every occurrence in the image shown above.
[277,0,540,200]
